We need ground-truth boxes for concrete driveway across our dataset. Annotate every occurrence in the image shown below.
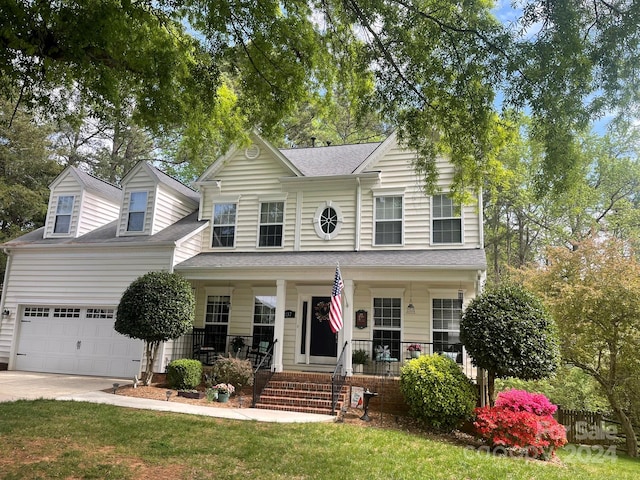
[0,371,131,402]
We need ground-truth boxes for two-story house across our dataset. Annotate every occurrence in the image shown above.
[0,131,486,383]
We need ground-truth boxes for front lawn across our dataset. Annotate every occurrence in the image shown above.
[0,400,637,479]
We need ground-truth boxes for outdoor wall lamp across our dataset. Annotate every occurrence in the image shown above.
[1,309,9,318]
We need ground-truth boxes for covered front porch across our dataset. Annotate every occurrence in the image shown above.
[169,249,486,380]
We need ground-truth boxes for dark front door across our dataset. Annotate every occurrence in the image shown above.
[310,296,338,360]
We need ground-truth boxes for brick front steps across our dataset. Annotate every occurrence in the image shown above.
[254,372,349,416]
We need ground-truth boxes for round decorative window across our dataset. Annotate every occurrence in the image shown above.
[313,202,343,240]
[319,207,338,234]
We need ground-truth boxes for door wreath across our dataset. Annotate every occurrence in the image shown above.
[314,301,330,323]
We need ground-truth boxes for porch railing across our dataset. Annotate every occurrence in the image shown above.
[331,341,348,415]
[351,339,476,381]
[171,330,259,365]
[252,339,277,407]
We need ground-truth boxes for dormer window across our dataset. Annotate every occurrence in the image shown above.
[54,195,74,234]
[127,191,148,232]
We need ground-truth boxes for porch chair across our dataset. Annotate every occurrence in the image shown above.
[248,341,272,368]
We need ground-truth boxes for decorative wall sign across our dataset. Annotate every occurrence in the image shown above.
[355,310,368,329]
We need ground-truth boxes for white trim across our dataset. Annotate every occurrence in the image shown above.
[256,199,286,249]
[258,193,288,202]
[210,200,239,249]
[312,201,343,240]
[372,194,405,247]
[430,193,464,246]
[371,187,406,197]
[294,191,303,251]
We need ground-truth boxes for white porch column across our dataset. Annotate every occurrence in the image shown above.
[343,278,354,376]
[273,279,287,372]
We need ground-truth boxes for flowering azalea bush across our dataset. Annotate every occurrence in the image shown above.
[407,344,422,352]
[495,389,557,416]
[213,383,235,395]
[473,390,567,459]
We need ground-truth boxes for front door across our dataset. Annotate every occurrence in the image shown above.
[306,296,338,363]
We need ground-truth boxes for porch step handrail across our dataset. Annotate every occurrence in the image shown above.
[252,339,277,407]
[331,341,348,415]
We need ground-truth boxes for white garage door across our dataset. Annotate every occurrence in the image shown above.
[15,306,143,377]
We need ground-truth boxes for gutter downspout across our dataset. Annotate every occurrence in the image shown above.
[1,248,13,368]
[355,177,361,251]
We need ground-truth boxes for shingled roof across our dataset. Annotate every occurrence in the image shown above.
[280,142,382,176]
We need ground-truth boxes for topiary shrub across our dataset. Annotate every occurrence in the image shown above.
[211,355,254,391]
[167,359,203,390]
[400,354,477,431]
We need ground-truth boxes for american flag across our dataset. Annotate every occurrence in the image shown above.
[329,265,344,333]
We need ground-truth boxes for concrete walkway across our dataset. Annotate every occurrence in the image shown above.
[0,371,334,423]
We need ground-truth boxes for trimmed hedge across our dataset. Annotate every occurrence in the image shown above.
[167,359,203,390]
[400,354,477,431]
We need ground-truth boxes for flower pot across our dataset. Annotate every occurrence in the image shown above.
[410,350,421,358]
[178,390,205,399]
[217,392,230,403]
[353,363,364,374]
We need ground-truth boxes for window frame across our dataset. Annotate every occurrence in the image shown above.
[126,191,148,233]
[313,201,343,240]
[258,200,285,248]
[431,297,463,363]
[53,195,75,234]
[431,194,463,245]
[372,297,402,361]
[373,195,404,246]
[211,202,237,248]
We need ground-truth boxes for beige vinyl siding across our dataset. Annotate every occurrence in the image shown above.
[119,175,156,236]
[172,232,204,267]
[0,246,174,364]
[44,175,81,238]
[297,185,357,251]
[152,185,198,235]
[76,190,120,236]
[360,145,481,250]
[200,148,295,251]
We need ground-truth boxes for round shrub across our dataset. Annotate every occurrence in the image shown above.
[212,355,254,390]
[400,354,477,430]
[167,359,203,390]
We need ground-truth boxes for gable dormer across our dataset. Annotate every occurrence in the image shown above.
[44,167,122,239]
[117,162,200,237]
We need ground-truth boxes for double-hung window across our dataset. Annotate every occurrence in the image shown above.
[374,196,403,245]
[205,295,230,353]
[432,298,463,363]
[253,295,276,345]
[54,195,74,234]
[259,201,284,247]
[212,203,237,247]
[373,297,402,361]
[127,191,148,232]
[432,194,462,244]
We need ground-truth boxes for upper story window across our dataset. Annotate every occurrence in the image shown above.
[53,195,74,234]
[127,191,148,232]
[375,196,403,245]
[259,201,284,247]
[432,194,462,244]
[212,203,237,247]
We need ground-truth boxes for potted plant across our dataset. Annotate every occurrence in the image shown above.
[352,349,369,374]
[407,344,422,358]
[214,383,235,403]
[231,336,245,355]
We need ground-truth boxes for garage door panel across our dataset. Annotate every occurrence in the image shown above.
[16,306,143,378]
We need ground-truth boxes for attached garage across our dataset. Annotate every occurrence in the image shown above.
[15,306,143,378]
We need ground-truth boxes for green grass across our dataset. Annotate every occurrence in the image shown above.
[0,400,638,479]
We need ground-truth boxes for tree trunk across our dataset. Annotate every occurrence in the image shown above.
[612,404,638,457]
[488,370,496,406]
[142,341,160,386]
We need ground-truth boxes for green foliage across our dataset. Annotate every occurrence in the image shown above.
[211,355,254,390]
[461,283,560,381]
[496,366,610,413]
[166,359,203,390]
[400,354,477,431]
[352,349,369,365]
[115,272,195,343]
